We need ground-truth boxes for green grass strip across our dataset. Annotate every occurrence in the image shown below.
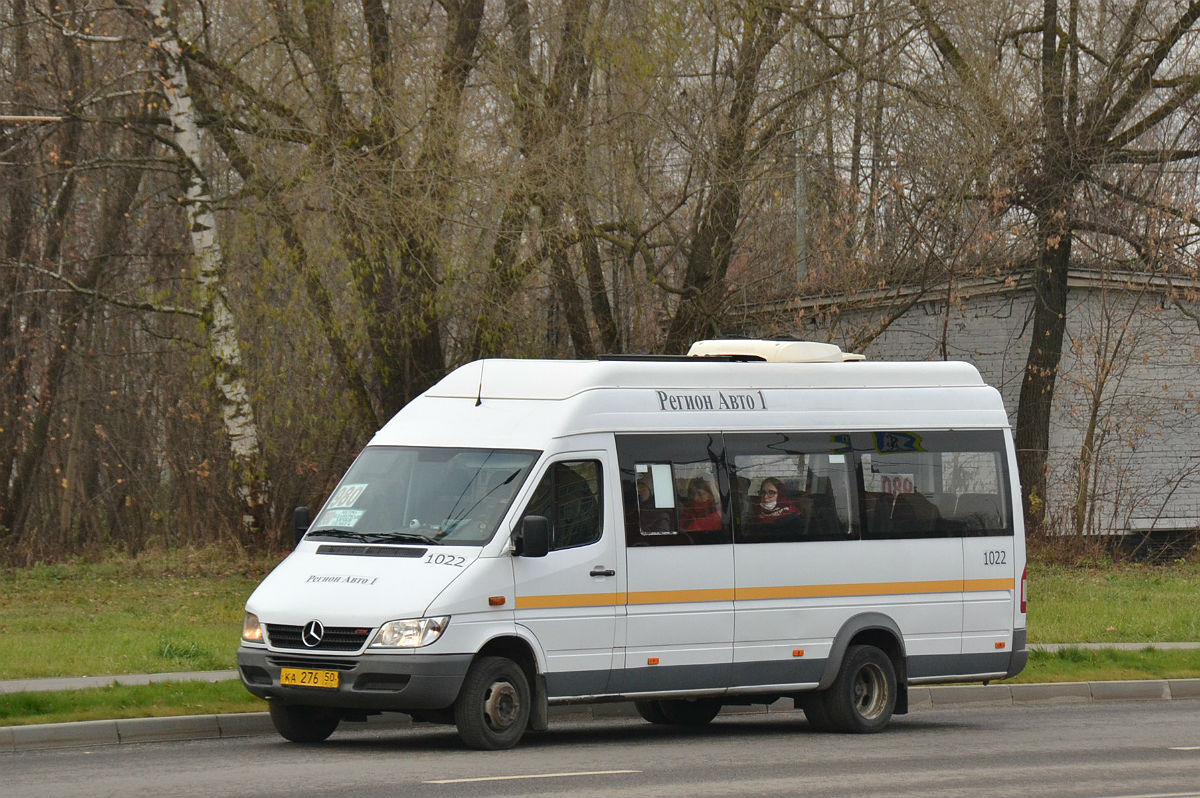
[1006,647,1200,683]
[0,680,265,727]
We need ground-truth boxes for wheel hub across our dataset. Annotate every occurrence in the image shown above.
[853,663,887,720]
[483,680,520,729]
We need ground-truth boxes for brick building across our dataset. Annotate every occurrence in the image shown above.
[745,269,1200,537]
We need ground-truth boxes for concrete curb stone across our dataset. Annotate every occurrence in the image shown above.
[1169,679,1200,699]
[1089,680,1171,700]
[117,715,220,744]
[906,686,933,710]
[1011,681,1092,703]
[927,684,1013,706]
[215,713,275,737]
[10,719,119,752]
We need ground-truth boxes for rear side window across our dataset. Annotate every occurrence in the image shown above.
[522,460,603,550]
[853,431,1012,539]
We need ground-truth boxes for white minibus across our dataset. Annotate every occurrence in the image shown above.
[238,339,1028,749]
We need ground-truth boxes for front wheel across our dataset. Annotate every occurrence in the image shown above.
[268,702,340,743]
[821,644,897,733]
[453,656,531,750]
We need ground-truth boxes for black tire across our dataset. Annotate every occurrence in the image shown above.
[821,644,897,733]
[656,697,722,726]
[268,702,340,743]
[454,656,531,750]
[634,699,670,724]
[798,692,834,732]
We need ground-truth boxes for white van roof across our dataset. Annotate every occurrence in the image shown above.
[370,341,1005,449]
[425,355,984,403]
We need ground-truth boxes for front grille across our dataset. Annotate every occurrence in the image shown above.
[267,656,360,671]
[266,623,372,652]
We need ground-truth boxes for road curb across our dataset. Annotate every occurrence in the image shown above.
[5,678,1199,753]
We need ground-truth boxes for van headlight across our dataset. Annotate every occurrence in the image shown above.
[241,612,265,644]
[369,616,450,648]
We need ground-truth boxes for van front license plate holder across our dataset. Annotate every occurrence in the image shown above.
[280,667,339,689]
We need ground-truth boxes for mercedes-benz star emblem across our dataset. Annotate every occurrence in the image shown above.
[301,620,325,648]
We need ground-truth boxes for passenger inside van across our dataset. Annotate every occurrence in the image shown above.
[637,477,672,533]
[754,477,798,524]
[680,477,722,532]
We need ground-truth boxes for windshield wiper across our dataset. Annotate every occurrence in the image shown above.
[371,531,441,545]
[306,528,373,542]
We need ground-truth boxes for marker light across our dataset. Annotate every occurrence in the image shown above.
[370,617,450,648]
[241,612,264,643]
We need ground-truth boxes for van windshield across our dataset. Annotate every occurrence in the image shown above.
[306,446,539,547]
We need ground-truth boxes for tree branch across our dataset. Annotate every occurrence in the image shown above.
[1,259,201,317]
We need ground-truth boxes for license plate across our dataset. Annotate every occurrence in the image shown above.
[280,667,339,689]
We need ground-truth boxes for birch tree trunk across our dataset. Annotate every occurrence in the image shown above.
[146,0,271,543]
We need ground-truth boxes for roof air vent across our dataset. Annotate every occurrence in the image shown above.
[687,339,865,363]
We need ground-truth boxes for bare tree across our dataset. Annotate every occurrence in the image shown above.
[911,0,1200,534]
[136,0,272,543]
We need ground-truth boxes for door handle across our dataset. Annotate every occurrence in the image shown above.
[590,567,616,577]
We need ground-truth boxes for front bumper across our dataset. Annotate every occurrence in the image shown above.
[238,645,473,711]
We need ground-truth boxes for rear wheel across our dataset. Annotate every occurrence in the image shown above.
[799,693,833,731]
[634,699,670,724]
[656,697,722,726]
[821,644,896,733]
[268,702,340,743]
[453,656,531,750]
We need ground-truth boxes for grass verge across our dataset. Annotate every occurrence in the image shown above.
[0,681,263,727]
[1027,560,1200,643]
[1,550,1199,726]
[1012,647,1200,684]
[0,548,275,678]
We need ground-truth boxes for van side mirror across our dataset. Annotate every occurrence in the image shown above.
[516,515,550,558]
[294,506,311,545]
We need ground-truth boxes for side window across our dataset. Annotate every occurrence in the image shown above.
[855,431,1011,539]
[617,434,728,546]
[726,433,854,543]
[523,460,603,550]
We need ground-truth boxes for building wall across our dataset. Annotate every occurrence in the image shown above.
[806,281,1200,535]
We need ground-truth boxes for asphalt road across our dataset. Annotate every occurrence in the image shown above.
[3,699,1199,798]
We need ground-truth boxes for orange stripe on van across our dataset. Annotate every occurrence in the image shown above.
[964,577,1015,591]
[627,588,736,604]
[515,578,1015,610]
[514,592,626,609]
[736,580,964,600]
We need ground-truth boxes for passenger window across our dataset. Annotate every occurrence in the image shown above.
[523,460,602,550]
[727,435,853,543]
[856,431,1011,539]
[617,434,728,546]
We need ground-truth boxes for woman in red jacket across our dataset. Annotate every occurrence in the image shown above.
[680,477,722,531]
